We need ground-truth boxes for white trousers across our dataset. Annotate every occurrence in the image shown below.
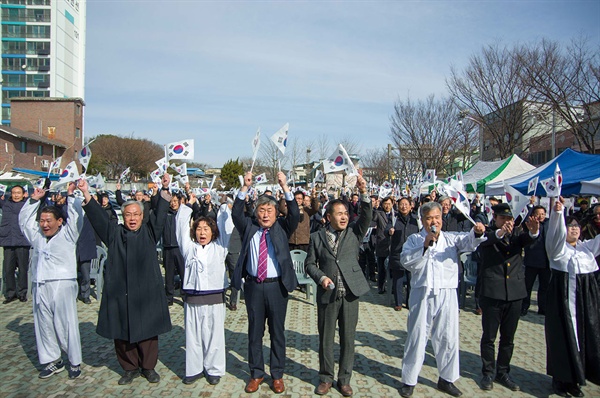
[185,302,226,377]
[402,287,460,385]
[32,279,82,365]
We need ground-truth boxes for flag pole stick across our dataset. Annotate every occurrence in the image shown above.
[164,145,168,174]
[250,158,256,173]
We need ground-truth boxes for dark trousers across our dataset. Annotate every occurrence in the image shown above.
[480,296,522,377]
[114,336,159,371]
[3,246,29,300]
[358,246,377,281]
[289,243,309,252]
[317,295,359,385]
[522,267,551,313]
[244,279,288,379]
[77,260,91,299]
[377,256,388,292]
[390,268,406,307]
[225,252,240,305]
[163,247,185,303]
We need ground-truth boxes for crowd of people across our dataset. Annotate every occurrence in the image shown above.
[1,172,599,397]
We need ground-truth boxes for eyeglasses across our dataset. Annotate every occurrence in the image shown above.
[566,223,580,228]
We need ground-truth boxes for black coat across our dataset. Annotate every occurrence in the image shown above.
[387,213,420,272]
[442,209,471,232]
[0,197,30,247]
[76,216,98,262]
[84,196,172,343]
[477,226,535,301]
[231,194,299,293]
[523,219,549,269]
[373,209,392,257]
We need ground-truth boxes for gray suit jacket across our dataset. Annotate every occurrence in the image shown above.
[305,197,372,304]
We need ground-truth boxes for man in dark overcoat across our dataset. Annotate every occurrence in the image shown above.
[476,203,539,392]
[79,175,172,385]
[305,174,371,397]
[231,171,299,394]
[1,185,31,304]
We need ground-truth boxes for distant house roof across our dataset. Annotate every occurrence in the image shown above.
[0,126,67,148]
[10,96,85,106]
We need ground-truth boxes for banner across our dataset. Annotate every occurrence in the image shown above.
[270,123,289,155]
[252,128,261,162]
[58,161,80,185]
[423,169,436,183]
[78,145,92,174]
[504,182,530,219]
[255,173,268,184]
[119,167,131,181]
[167,139,194,160]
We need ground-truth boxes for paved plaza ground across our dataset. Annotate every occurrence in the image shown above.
[2,271,599,398]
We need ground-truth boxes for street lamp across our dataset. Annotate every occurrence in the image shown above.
[458,110,484,160]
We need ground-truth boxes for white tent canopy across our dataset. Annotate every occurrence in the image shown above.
[462,154,534,193]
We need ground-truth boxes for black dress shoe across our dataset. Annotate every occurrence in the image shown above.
[141,368,160,383]
[118,370,140,385]
[480,375,493,390]
[182,371,204,385]
[566,383,584,397]
[3,297,17,304]
[19,296,27,302]
[206,374,220,385]
[437,378,463,397]
[495,374,520,391]
[552,379,570,397]
[399,383,415,397]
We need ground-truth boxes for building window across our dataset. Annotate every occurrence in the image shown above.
[75,128,81,138]
[20,141,27,153]
[76,105,81,116]
[38,145,44,156]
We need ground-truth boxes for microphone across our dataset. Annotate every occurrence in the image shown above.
[327,282,335,290]
[429,225,437,247]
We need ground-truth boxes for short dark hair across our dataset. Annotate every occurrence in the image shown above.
[294,191,305,198]
[326,199,348,216]
[398,197,412,205]
[532,205,546,214]
[565,215,580,227]
[381,196,393,205]
[190,216,219,243]
[40,206,63,221]
[11,185,24,194]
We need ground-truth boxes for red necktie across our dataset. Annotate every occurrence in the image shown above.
[257,229,269,282]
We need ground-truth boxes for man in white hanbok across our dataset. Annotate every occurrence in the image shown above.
[19,183,84,379]
[399,201,486,397]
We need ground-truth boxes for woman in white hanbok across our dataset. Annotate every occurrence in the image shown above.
[176,199,229,385]
[545,199,600,397]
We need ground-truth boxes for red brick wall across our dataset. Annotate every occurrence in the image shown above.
[10,99,84,163]
[0,134,57,171]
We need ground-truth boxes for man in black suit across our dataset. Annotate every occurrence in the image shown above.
[231,171,299,394]
[476,203,539,392]
[305,175,371,397]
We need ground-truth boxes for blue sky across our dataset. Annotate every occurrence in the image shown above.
[83,1,600,167]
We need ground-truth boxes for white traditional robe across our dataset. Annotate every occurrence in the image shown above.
[19,197,84,365]
[400,228,486,385]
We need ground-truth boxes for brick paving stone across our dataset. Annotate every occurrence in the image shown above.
[1,278,600,398]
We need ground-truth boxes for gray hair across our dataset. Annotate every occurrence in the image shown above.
[420,201,442,219]
[122,200,143,214]
[254,194,278,215]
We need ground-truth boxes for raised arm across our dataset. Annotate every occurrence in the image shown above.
[545,199,567,262]
[18,188,45,244]
[352,175,372,238]
[175,203,194,258]
[62,182,84,243]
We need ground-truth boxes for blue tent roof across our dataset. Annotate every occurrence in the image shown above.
[13,168,61,181]
[485,149,600,196]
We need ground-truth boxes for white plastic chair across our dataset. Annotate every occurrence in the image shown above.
[291,249,316,305]
[90,245,108,302]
